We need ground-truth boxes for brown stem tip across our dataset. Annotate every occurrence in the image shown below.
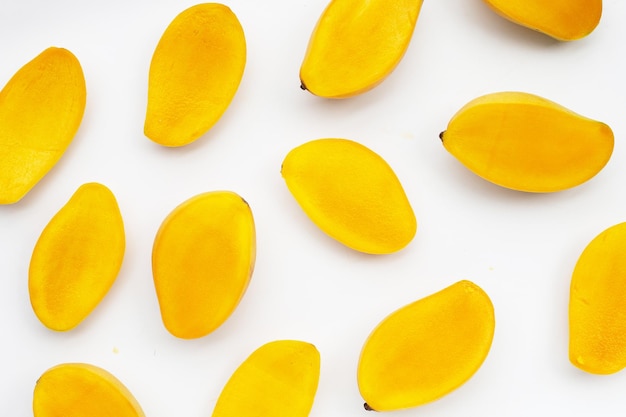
[439,131,445,141]
[363,403,376,411]
[300,81,307,91]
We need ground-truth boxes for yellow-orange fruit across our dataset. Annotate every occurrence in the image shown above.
[29,183,125,331]
[145,3,246,146]
[440,91,613,193]
[357,280,495,411]
[0,47,86,204]
[281,138,416,254]
[152,191,255,339]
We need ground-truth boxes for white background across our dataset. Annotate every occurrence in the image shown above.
[1,0,626,415]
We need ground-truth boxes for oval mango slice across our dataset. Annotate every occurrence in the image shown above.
[281,138,416,254]
[299,0,423,98]
[29,183,125,331]
[0,47,86,204]
[570,222,626,374]
[144,3,246,147]
[211,340,320,417]
[357,280,495,411]
[152,191,255,339]
[440,91,613,193]
[33,363,145,417]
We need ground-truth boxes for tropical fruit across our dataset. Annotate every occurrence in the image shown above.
[299,0,423,98]
[145,3,246,146]
[0,47,86,204]
[152,191,255,339]
[357,280,495,411]
[29,183,125,331]
[33,363,145,417]
[570,222,626,374]
[440,91,613,193]
[281,138,416,254]
[211,340,320,417]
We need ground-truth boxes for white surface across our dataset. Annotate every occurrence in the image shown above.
[1,0,626,415]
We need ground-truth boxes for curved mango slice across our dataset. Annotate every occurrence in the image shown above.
[299,0,423,98]
[152,191,255,339]
[29,183,125,331]
[570,222,626,374]
[145,3,246,147]
[33,363,145,417]
[281,138,416,254]
[357,280,495,411]
[211,340,320,417]
[440,91,613,193]
[0,47,86,204]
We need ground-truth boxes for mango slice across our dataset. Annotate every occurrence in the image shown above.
[0,47,86,204]
[569,222,626,374]
[152,191,255,339]
[482,0,602,41]
[357,280,495,411]
[440,91,613,193]
[33,363,145,417]
[29,183,125,331]
[144,3,246,147]
[281,138,416,254]
[211,340,320,417]
[299,0,423,98]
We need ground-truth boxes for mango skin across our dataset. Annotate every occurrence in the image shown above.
[145,3,246,146]
[33,363,145,417]
[299,0,423,98]
[212,340,320,417]
[0,47,86,204]
[570,222,626,374]
[357,280,495,411]
[152,191,256,339]
[440,91,613,193]
[29,183,125,331]
[281,138,416,254]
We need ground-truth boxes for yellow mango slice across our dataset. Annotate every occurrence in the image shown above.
[211,340,320,417]
[299,0,423,98]
[144,3,246,147]
[482,0,602,41]
[569,222,626,374]
[281,138,416,254]
[29,183,125,331]
[0,47,86,204]
[33,363,145,417]
[440,91,613,193]
[357,280,495,411]
[152,191,255,339]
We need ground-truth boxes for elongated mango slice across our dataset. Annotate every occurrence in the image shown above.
[145,3,246,147]
[299,0,423,98]
[440,91,613,193]
[211,340,320,417]
[152,191,255,339]
[570,222,626,374]
[0,47,86,204]
[29,183,125,331]
[281,138,416,254]
[357,280,495,411]
[33,363,145,417]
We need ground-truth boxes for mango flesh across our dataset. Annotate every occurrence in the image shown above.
[144,3,246,146]
[299,0,423,98]
[0,47,86,204]
[482,0,602,41]
[281,138,416,254]
[211,340,320,417]
[357,280,495,411]
[569,222,626,374]
[33,363,145,417]
[152,191,255,339]
[440,91,614,193]
[29,183,125,331]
